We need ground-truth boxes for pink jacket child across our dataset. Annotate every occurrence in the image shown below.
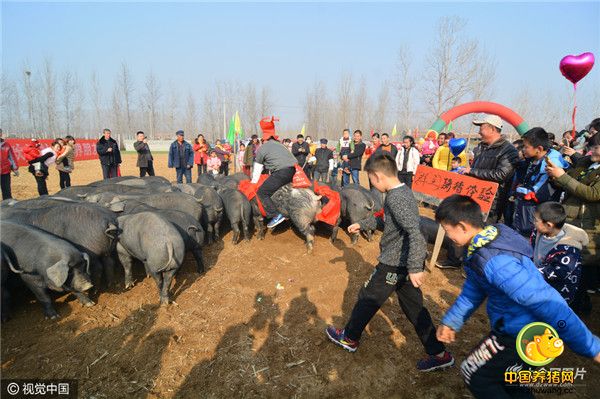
[207,152,222,175]
[421,131,439,156]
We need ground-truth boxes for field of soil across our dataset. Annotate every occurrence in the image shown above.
[2,154,599,398]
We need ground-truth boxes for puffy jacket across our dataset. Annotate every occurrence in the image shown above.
[395,147,421,173]
[23,142,41,162]
[432,145,467,171]
[468,138,519,218]
[193,143,209,165]
[214,145,231,162]
[168,140,194,169]
[469,138,519,183]
[96,137,122,166]
[515,149,569,201]
[347,141,366,170]
[553,156,600,262]
[442,224,600,358]
[0,140,18,175]
[530,224,589,304]
[421,138,438,156]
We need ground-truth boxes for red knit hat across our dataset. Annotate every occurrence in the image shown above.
[260,116,279,141]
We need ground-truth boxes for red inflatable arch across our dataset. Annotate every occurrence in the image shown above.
[430,101,529,135]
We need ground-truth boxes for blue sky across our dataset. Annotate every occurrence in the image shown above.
[2,1,599,129]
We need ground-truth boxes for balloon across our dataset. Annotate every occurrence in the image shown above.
[559,52,595,86]
[449,138,467,157]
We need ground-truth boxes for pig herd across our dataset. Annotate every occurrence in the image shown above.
[0,173,384,321]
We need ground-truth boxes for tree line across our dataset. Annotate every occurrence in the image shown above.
[1,16,596,143]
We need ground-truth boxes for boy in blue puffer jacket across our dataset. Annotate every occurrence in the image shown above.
[435,195,600,399]
[512,128,569,236]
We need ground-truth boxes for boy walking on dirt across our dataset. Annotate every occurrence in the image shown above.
[325,153,455,372]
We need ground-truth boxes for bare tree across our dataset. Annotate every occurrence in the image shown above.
[423,16,496,119]
[90,70,103,133]
[243,83,259,136]
[41,58,57,137]
[372,81,390,133]
[1,75,24,136]
[353,76,369,132]
[144,71,161,139]
[304,80,329,139]
[22,65,38,135]
[110,84,124,138]
[394,45,416,132]
[116,62,134,140]
[62,70,76,135]
[201,91,219,142]
[260,86,273,119]
[336,72,353,132]
[163,82,180,138]
[184,92,199,136]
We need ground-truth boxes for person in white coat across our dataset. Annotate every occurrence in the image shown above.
[395,135,421,188]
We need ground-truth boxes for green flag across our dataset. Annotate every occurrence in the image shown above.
[391,124,397,136]
[447,120,453,133]
[227,115,235,143]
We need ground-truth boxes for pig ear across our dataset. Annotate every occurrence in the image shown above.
[544,328,551,335]
[46,260,69,288]
[109,201,125,213]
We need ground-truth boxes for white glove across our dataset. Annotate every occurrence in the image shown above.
[251,162,264,184]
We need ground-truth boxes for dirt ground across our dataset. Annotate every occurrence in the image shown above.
[2,154,599,398]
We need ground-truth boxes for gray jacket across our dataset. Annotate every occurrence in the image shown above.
[255,139,297,172]
[359,185,426,273]
[133,141,153,168]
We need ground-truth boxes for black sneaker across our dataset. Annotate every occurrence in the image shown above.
[435,260,461,270]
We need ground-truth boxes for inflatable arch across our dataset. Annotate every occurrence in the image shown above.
[429,101,530,136]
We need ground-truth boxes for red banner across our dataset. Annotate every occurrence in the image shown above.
[412,165,499,215]
[5,139,99,167]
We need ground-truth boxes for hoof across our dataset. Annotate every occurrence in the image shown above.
[306,243,314,254]
[160,297,171,306]
[125,282,135,290]
[45,313,60,320]
[82,299,96,307]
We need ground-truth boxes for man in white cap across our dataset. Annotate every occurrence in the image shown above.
[436,114,519,269]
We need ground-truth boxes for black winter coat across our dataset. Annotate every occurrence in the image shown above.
[96,137,122,166]
[347,141,366,170]
[468,138,519,219]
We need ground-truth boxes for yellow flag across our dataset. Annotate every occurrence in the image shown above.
[391,124,397,136]
[234,111,244,138]
[300,124,306,136]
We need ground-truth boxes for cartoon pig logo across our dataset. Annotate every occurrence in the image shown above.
[525,328,564,362]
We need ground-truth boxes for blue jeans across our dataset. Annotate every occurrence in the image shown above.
[343,169,360,186]
[176,167,192,183]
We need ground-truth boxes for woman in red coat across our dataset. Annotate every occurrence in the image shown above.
[0,129,19,199]
[193,134,209,177]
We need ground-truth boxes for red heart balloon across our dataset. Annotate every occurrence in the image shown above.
[559,52,595,85]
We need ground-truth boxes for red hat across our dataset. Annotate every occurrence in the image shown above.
[260,116,279,141]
